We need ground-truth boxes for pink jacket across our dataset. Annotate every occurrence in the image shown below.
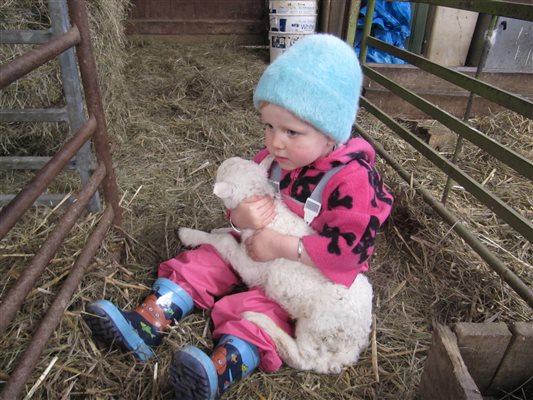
[254,137,393,287]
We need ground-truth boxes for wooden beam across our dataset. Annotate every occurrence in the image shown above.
[363,64,533,118]
[419,324,483,400]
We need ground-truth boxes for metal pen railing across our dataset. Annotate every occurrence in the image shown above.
[357,0,533,308]
[0,1,123,398]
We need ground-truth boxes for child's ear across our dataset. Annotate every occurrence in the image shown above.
[213,182,234,199]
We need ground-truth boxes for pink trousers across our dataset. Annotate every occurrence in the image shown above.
[158,244,293,372]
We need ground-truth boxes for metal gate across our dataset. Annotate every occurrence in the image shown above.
[0,1,123,398]
[0,0,101,211]
[357,0,532,308]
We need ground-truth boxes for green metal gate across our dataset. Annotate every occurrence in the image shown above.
[357,0,532,307]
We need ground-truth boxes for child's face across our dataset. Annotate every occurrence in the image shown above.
[261,103,336,171]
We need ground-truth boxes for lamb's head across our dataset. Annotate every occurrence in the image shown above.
[213,156,275,209]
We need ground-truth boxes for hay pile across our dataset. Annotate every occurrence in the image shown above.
[1,11,532,400]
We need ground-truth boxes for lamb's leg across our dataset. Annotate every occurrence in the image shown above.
[178,227,211,246]
[178,227,238,261]
[179,228,264,286]
[242,311,313,371]
[243,312,345,374]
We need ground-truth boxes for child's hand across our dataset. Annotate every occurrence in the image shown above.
[230,196,275,230]
[245,228,283,262]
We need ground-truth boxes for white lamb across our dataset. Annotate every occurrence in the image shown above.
[178,156,373,374]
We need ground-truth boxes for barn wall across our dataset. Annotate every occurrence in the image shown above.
[126,0,269,44]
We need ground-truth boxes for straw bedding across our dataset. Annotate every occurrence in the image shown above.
[1,3,531,399]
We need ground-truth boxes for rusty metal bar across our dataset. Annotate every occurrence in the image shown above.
[355,124,533,309]
[0,26,80,90]
[0,162,106,336]
[68,0,123,226]
[50,0,101,213]
[0,205,115,400]
[0,116,96,240]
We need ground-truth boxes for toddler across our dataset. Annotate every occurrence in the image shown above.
[85,34,393,400]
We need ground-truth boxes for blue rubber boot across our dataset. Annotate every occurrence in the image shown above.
[170,335,260,400]
[85,278,194,361]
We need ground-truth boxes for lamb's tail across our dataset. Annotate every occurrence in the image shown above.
[242,311,342,374]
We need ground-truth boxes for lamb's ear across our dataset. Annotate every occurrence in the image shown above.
[213,182,235,199]
[259,154,275,171]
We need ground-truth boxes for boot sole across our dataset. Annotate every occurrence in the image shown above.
[170,345,218,400]
[85,299,155,361]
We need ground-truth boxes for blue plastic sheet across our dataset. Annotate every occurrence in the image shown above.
[355,1,411,64]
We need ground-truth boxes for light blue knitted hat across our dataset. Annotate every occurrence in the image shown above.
[253,34,362,144]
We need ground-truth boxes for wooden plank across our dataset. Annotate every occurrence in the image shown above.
[345,0,361,46]
[126,19,266,35]
[0,194,74,207]
[424,7,479,66]
[126,0,268,44]
[127,33,267,45]
[489,322,533,393]
[0,30,52,44]
[363,64,533,118]
[0,108,68,122]
[419,324,483,400]
[327,0,347,37]
[319,0,332,32]
[454,322,512,393]
[130,0,266,19]
[0,156,76,170]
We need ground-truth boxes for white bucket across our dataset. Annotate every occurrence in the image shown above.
[269,32,309,62]
[269,13,317,33]
[269,0,318,15]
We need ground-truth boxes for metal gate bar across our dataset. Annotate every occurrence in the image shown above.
[0,205,115,400]
[0,26,80,89]
[68,0,122,219]
[0,116,96,239]
[0,163,106,335]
